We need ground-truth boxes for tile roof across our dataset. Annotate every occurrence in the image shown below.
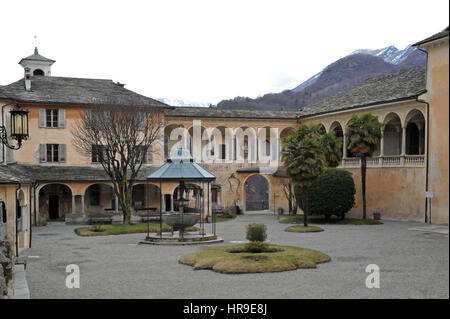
[0,76,171,109]
[298,65,426,118]
[413,26,449,47]
[166,107,299,120]
[0,164,159,184]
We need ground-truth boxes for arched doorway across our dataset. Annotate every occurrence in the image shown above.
[84,184,114,214]
[39,184,72,220]
[131,183,161,210]
[245,175,269,211]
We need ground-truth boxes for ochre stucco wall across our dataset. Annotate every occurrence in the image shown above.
[9,104,166,166]
[424,38,449,224]
[346,167,426,221]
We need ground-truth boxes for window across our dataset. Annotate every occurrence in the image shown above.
[220,144,226,160]
[92,145,104,163]
[33,69,44,76]
[40,144,66,163]
[47,144,59,162]
[46,109,58,128]
[1,201,6,223]
[39,109,66,128]
[137,145,153,163]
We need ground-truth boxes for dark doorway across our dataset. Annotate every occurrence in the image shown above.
[164,194,172,212]
[49,195,59,220]
[245,175,269,211]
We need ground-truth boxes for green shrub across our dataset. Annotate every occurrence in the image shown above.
[246,223,267,242]
[295,168,355,219]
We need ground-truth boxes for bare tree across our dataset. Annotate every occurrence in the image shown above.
[72,104,163,224]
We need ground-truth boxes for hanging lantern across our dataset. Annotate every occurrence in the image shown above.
[10,108,29,142]
[1,106,29,149]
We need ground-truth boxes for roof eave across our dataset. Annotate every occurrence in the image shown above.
[298,92,425,120]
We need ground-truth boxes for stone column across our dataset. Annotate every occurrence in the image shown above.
[401,126,406,165]
[115,195,119,213]
[342,132,347,167]
[160,193,165,212]
[72,195,76,214]
[379,129,384,167]
[81,195,85,216]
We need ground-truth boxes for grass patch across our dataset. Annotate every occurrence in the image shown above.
[278,215,383,225]
[75,223,199,236]
[214,215,237,223]
[285,225,324,232]
[179,243,330,274]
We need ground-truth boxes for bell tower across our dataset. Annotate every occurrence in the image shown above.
[18,47,55,77]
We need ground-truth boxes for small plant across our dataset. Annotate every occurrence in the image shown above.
[227,242,282,253]
[244,241,270,253]
[246,223,267,242]
[90,225,104,232]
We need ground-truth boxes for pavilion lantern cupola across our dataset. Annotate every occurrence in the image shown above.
[19,47,55,91]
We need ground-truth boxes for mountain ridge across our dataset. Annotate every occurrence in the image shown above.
[216,44,426,111]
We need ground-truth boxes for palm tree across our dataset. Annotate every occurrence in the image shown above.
[282,125,324,226]
[319,130,342,168]
[346,113,382,219]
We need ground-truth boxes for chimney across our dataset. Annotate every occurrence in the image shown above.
[24,67,31,91]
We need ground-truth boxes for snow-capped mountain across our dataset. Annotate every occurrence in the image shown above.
[291,44,420,93]
[218,43,425,111]
[157,98,213,107]
[351,45,416,65]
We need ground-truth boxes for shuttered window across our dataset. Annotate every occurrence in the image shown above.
[39,144,67,163]
[39,109,66,128]
[91,145,104,163]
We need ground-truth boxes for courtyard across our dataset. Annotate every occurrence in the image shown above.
[22,214,449,299]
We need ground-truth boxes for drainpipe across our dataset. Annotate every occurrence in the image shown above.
[15,183,21,257]
[416,96,430,223]
[415,46,431,223]
[33,182,39,226]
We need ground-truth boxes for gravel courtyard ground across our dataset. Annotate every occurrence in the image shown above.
[22,214,449,299]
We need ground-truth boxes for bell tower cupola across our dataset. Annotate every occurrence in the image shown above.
[19,47,55,77]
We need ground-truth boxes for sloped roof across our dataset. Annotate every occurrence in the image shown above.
[298,65,426,118]
[413,26,449,47]
[0,165,33,184]
[0,164,159,184]
[0,76,171,109]
[166,106,298,120]
[19,47,55,64]
[147,161,215,181]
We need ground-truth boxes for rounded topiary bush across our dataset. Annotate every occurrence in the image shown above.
[246,223,267,242]
[295,168,356,219]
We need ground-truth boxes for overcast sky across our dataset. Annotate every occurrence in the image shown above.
[1,0,448,105]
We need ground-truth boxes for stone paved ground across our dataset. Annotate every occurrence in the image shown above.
[22,214,449,299]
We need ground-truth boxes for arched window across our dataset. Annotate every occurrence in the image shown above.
[383,113,402,156]
[33,69,44,76]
